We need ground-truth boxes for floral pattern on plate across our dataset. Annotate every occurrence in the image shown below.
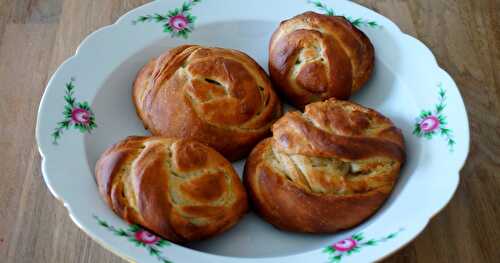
[133,0,201,38]
[94,215,172,263]
[324,229,403,262]
[51,78,96,145]
[413,83,455,151]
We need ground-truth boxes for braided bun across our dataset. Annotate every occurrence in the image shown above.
[244,99,404,233]
[133,45,282,161]
[269,12,374,108]
[95,136,248,243]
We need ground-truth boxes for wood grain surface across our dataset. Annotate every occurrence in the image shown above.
[0,0,498,262]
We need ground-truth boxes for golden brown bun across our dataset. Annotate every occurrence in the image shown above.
[244,99,405,233]
[269,12,375,108]
[133,45,282,161]
[95,136,248,243]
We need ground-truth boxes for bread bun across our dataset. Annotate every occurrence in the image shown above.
[95,136,248,242]
[133,45,282,161]
[244,99,404,233]
[269,12,374,108]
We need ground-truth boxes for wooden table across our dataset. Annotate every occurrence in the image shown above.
[0,0,498,262]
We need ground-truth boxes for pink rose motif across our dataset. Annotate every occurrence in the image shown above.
[333,238,357,252]
[419,115,440,132]
[135,230,160,245]
[71,108,90,124]
[169,15,189,30]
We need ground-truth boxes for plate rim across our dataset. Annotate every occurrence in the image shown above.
[36,0,470,262]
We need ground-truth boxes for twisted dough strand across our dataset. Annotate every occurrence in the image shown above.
[134,45,282,160]
[269,12,375,108]
[244,99,405,233]
[96,137,248,243]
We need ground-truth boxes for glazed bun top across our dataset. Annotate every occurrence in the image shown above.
[270,99,405,195]
[95,136,248,243]
[133,45,282,160]
[269,12,375,108]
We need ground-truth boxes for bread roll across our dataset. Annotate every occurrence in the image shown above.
[244,99,405,233]
[95,136,248,243]
[269,12,375,108]
[133,45,282,161]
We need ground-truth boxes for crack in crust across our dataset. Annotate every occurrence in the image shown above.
[133,45,282,161]
[95,136,248,243]
[269,12,375,108]
[244,99,405,233]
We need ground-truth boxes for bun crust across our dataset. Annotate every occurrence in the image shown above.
[95,136,248,243]
[133,45,282,161]
[269,12,375,108]
[244,99,404,233]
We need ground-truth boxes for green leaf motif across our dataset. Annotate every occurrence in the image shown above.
[94,216,173,263]
[181,2,191,12]
[435,103,444,113]
[149,246,160,256]
[93,216,107,226]
[117,229,128,237]
[156,239,170,248]
[52,78,96,145]
[351,18,362,26]
[187,14,196,23]
[178,30,188,39]
[66,82,74,92]
[413,83,455,152]
[128,224,141,233]
[155,14,167,22]
[420,110,432,118]
[438,88,446,99]
[163,26,173,33]
[413,124,422,136]
[308,0,379,28]
[130,238,144,247]
[137,16,148,23]
[52,130,60,138]
[424,131,434,139]
[60,120,70,129]
[308,0,335,16]
[324,229,403,263]
[64,95,75,106]
[324,246,335,253]
[352,233,363,241]
[64,105,73,113]
[332,255,342,262]
[365,240,376,246]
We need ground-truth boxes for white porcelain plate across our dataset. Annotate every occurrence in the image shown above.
[36,0,470,262]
